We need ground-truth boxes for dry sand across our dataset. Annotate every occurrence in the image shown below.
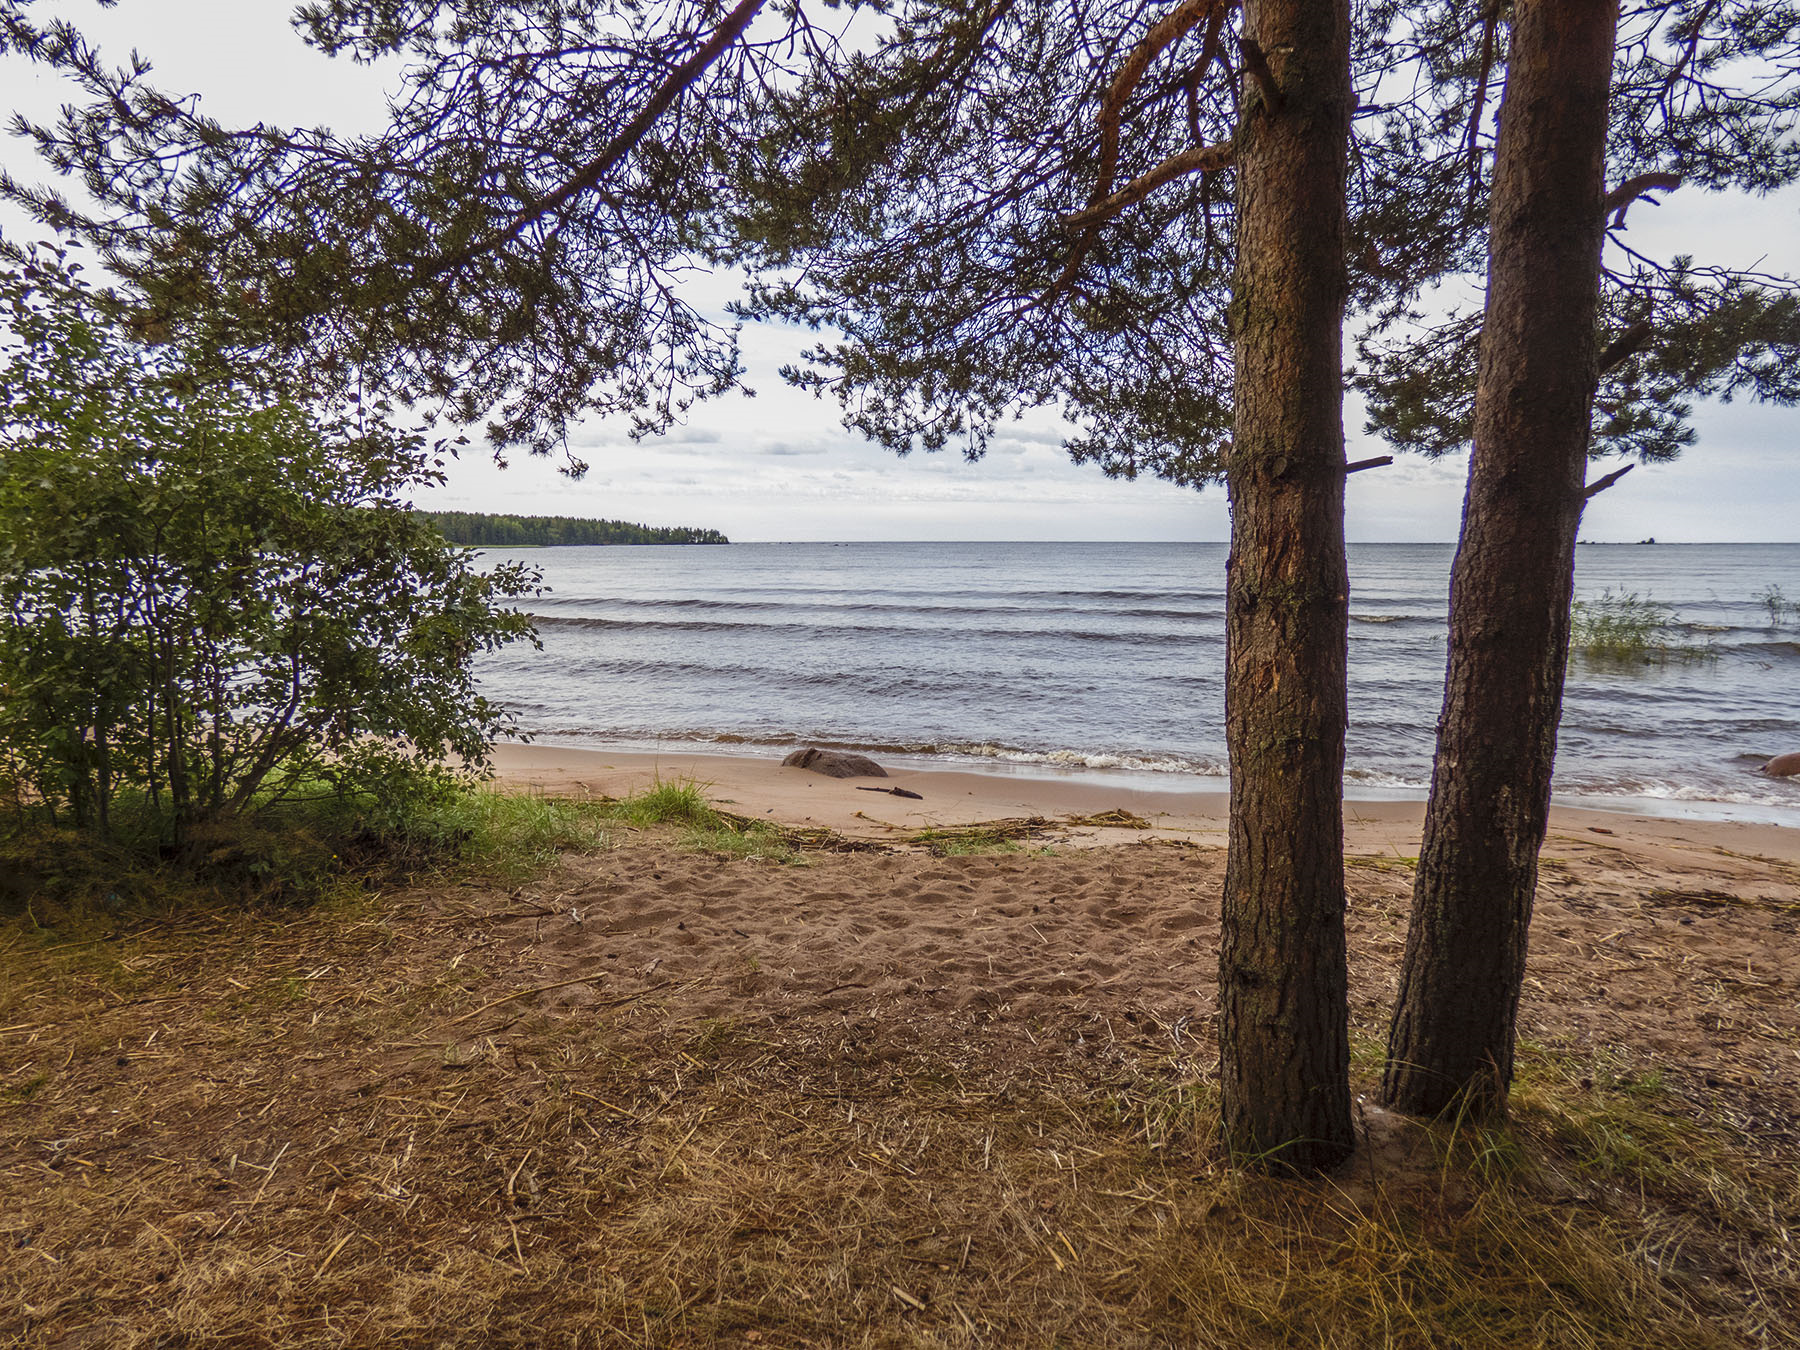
[482,742,1800,1085]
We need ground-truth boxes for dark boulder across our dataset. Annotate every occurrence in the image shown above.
[782,747,888,779]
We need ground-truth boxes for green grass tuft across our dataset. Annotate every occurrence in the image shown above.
[392,787,613,883]
[606,778,721,829]
[1757,582,1790,628]
[912,828,1024,857]
[1570,589,1714,666]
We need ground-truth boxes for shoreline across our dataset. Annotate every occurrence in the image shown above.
[497,735,1800,824]
[486,742,1800,861]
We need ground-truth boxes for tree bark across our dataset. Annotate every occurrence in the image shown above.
[1218,0,1355,1171]
[1382,0,1620,1118]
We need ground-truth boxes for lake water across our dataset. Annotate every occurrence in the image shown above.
[472,541,1800,823]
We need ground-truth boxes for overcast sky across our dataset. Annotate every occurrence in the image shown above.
[5,0,1797,542]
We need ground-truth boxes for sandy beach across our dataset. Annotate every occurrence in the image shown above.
[8,741,1798,1343]
[487,740,1800,862]
[476,737,1800,1040]
[476,740,1800,1056]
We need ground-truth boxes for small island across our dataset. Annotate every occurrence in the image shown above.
[417,510,729,547]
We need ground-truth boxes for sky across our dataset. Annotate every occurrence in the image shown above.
[3,0,1797,542]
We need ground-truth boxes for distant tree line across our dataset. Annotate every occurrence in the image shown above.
[418,511,729,547]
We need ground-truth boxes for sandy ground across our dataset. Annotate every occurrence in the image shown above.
[479,743,1800,1099]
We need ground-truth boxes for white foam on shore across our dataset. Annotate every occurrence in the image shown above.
[933,742,1221,777]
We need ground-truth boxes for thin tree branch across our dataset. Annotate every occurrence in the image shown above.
[1461,2,1502,199]
[1598,319,1653,371]
[424,0,769,280]
[1603,171,1681,226]
[1346,455,1393,474]
[1660,0,1723,90]
[1583,463,1634,499]
[1061,139,1236,229]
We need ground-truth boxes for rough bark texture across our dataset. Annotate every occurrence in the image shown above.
[1218,0,1355,1171]
[1383,0,1620,1118]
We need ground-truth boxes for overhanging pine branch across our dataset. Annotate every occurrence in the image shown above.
[1089,0,1224,207]
[424,0,769,280]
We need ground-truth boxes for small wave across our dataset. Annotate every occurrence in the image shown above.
[531,613,1208,646]
[544,593,1221,620]
[1343,767,1431,790]
[935,742,1225,776]
[1554,773,1800,808]
[532,615,931,639]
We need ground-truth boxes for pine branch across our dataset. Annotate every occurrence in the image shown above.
[1061,139,1236,230]
[1582,463,1635,499]
[1090,0,1224,208]
[1603,171,1681,227]
[1460,2,1503,200]
[1598,319,1653,372]
[424,0,770,280]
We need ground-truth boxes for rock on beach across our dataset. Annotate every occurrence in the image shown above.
[781,747,888,779]
[1764,752,1800,778]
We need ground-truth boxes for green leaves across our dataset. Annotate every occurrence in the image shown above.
[0,245,539,844]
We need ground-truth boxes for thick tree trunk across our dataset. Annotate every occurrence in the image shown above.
[1218,0,1354,1171]
[1382,0,1619,1118]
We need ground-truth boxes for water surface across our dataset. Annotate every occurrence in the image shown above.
[473,541,1800,822]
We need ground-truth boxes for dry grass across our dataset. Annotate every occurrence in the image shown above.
[3,827,1796,1348]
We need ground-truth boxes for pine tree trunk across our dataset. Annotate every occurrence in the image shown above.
[1218,0,1355,1171]
[1382,0,1619,1118]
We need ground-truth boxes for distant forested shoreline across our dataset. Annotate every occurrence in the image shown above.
[417,511,729,547]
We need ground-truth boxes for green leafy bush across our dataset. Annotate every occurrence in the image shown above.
[0,245,540,847]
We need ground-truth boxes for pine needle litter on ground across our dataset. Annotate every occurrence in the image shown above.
[3,825,1796,1348]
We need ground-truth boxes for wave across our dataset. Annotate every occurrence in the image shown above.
[1343,766,1430,790]
[932,742,1225,775]
[529,614,1214,646]
[533,594,1223,622]
[1556,778,1800,809]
